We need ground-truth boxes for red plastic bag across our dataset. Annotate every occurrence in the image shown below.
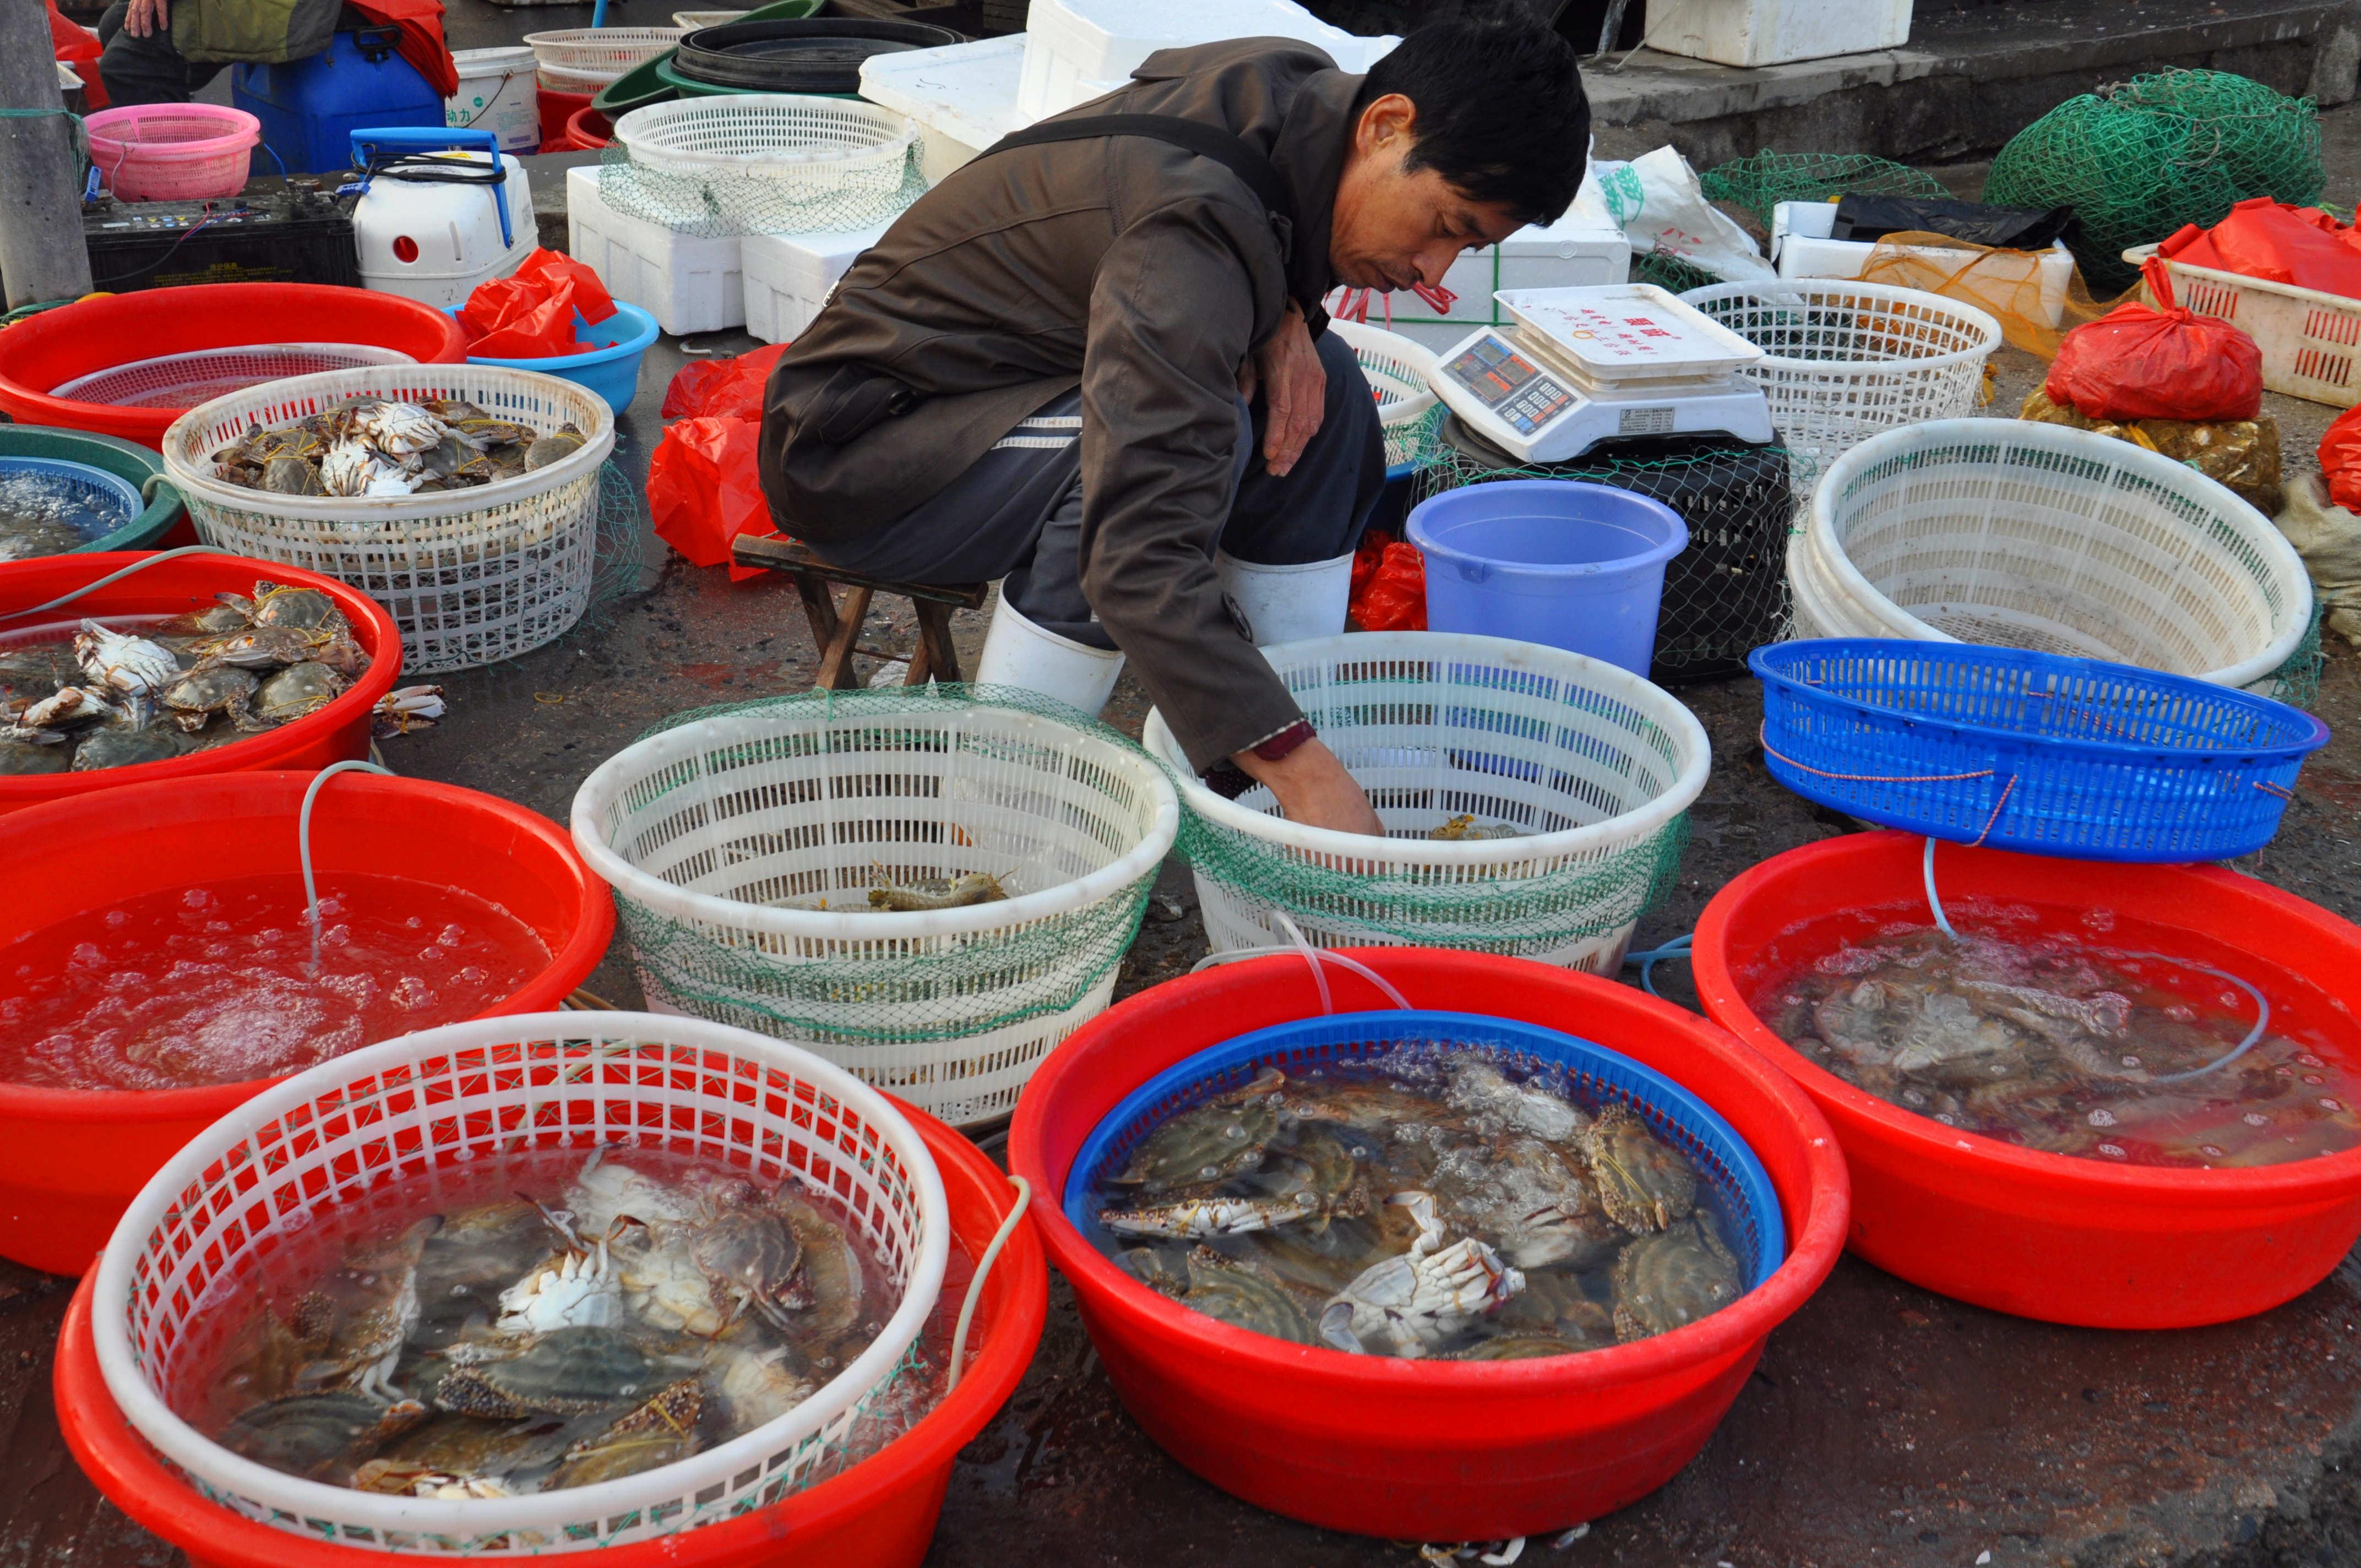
[47,0,105,110]
[2044,258,2263,422]
[649,417,777,580]
[344,0,459,99]
[661,345,791,422]
[2319,404,2361,514]
[2161,198,2361,300]
[1348,530,1426,631]
[458,249,616,358]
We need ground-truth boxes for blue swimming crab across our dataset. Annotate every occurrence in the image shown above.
[1318,1193,1524,1358]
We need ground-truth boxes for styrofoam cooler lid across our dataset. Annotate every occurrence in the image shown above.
[858,35,1028,150]
[1498,284,1766,383]
[1029,0,1399,75]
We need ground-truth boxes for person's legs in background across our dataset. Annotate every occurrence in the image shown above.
[97,0,225,106]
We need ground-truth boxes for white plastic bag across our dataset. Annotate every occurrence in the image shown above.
[2276,470,2361,647]
[1577,146,1775,283]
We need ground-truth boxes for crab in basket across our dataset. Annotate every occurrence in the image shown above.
[198,1143,910,1501]
[211,398,589,498]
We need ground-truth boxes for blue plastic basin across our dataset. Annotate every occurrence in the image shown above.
[1408,479,1689,677]
[447,300,660,417]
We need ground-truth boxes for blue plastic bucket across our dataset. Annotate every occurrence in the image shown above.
[1408,480,1689,677]
[447,300,660,416]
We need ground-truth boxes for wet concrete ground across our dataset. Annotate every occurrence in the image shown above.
[10,19,2361,1564]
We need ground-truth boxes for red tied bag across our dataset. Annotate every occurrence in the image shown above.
[2044,257,2263,423]
[2319,404,2361,514]
[458,249,618,359]
[661,344,789,422]
[649,417,774,580]
[1347,530,1426,631]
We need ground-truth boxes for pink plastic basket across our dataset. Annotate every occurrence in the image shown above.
[84,105,258,202]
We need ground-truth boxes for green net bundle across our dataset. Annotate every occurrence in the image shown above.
[1631,249,1728,294]
[596,141,928,237]
[1985,69,2325,295]
[1700,150,1950,229]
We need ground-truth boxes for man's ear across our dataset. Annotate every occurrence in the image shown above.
[1354,92,1419,158]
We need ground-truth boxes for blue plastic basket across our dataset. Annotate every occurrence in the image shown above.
[447,300,660,417]
[1751,639,2330,863]
[1065,1009,1787,1294]
[0,454,145,553]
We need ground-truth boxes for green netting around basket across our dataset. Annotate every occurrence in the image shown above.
[2259,600,2325,710]
[1631,249,1729,294]
[1699,150,1950,228]
[1985,69,2325,296]
[608,684,1162,1053]
[596,140,927,237]
[1173,806,1690,954]
[1412,423,1796,683]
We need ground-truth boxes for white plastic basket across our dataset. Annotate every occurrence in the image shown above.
[536,61,622,92]
[614,94,915,179]
[1678,280,2003,477]
[1327,317,1438,476]
[91,1012,950,1555]
[2125,242,2361,410]
[1801,418,2314,690]
[572,690,1180,1126]
[1143,631,1711,975]
[673,9,747,26]
[161,364,614,674]
[523,26,685,74]
[51,343,417,410]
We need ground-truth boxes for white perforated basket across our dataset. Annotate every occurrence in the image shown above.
[1678,280,2001,480]
[91,1012,950,1555]
[613,94,915,179]
[523,26,686,74]
[51,343,417,410]
[161,364,614,673]
[1799,418,2314,690]
[572,690,1179,1127]
[1143,632,1711,975]
[1328,317,1439,475]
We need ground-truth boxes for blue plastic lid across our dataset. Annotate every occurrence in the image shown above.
[1065,1008,1787,1292]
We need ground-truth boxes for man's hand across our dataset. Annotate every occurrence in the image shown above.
[124,0,168,37]
[1235,301,1327,478]
[1232,736,1383,836]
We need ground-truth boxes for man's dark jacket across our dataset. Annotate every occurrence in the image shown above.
[759,40,1360,768]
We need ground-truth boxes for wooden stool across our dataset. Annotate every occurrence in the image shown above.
[731,535,987,690]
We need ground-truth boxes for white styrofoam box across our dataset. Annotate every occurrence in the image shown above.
[744,225,888,344]
[1770,200,2074,328]
[566,163,746,336]
[859,35,1029,185]
[356,154,538,309]
[1018,0,1398,120]
[1642,0,1910,68]
[1345,211,1633,353]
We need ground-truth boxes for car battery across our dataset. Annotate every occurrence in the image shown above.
[83,177,362,292]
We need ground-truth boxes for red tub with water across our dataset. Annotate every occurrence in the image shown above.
[56,1100,1047,1568]
[0,771,612,1274]
[0,551,401,816]
[1008,949,1850,1542]
[0,285,466,449]
[1693,831,2361,1329]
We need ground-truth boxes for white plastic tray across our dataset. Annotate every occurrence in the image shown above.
[1497,284,1765,382]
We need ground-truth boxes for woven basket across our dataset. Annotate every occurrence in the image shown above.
[161,365,613,674]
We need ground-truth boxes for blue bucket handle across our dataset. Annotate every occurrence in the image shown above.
[349,127,512,249]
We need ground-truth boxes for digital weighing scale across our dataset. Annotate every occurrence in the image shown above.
[1429,284,1775,464]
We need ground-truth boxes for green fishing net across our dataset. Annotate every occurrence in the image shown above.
[2263,601,2325,711]
[1700,150,1950,229]
[1415,419,1796,684]
[1984,69,2325,295]
[599,685,1162,1080]
[1631,249,1728,295]
[595,141,927,238]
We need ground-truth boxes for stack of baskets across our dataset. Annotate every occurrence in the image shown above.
[601,93,922,237]
[1144,631,1711,976]
[524,26,687,97]
[571,685,1179,1128]
[1788,419,2315,698]
[160,363,615,674]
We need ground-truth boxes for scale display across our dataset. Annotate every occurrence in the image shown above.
[1442,337,1575,436]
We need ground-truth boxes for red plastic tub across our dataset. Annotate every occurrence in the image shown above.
[56,1099,1046,1568]
[1693,830,2361,1329]
[0,551,401,816]
[1008,950,1849,1541]
[0,771,613,1275]
[538,84,593,150]
[565,103,613,149]
[0,285,467,449]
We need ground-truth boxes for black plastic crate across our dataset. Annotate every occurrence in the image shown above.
[83,177,360,293]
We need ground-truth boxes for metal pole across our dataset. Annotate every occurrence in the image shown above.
[0,2,94,310]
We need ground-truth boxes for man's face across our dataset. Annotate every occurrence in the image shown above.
[1330,93,1528,293]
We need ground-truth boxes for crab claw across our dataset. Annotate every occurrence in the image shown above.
[1317,1299,1365,1355]
[1386,1190,1445,1254]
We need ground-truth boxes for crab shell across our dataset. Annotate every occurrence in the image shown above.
[74,620,179,699]
[1319,1235,1524,1358]
[496,1240,627,1334]
[255,661,345,725]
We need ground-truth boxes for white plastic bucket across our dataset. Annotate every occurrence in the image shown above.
[1216,550,1353,647]
[975,592,1126,715]
[446,46,540,154]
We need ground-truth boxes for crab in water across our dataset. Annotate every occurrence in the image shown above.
[1106,1067,1287,1193]
[774,1189,868,1354]
[295,1217,440,1402]
[433,1326,670,1420]
[1458,1134,1624,1271]
[706,1341,817,1430]
[159,665,263,734]
[360,1407,579,1498]
[1444,1059,1589,1144]
[1098,1174,1324,1241]
[219,1391,428,1483]
[547,1378,706,1489]
[1317,1193,1524,1358]
[254,661,345,725]
[74,619,178,701]
[496,1205,628,1333]
[864,870,1007,912]
[1175,1245,1320,1346]
[1580,1103,1698,1234]
[1609,1211,1740,1342]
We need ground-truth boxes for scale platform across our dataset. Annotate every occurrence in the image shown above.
[1431,284,1775,464]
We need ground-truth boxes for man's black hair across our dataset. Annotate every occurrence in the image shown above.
[1353,12,1590,226]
